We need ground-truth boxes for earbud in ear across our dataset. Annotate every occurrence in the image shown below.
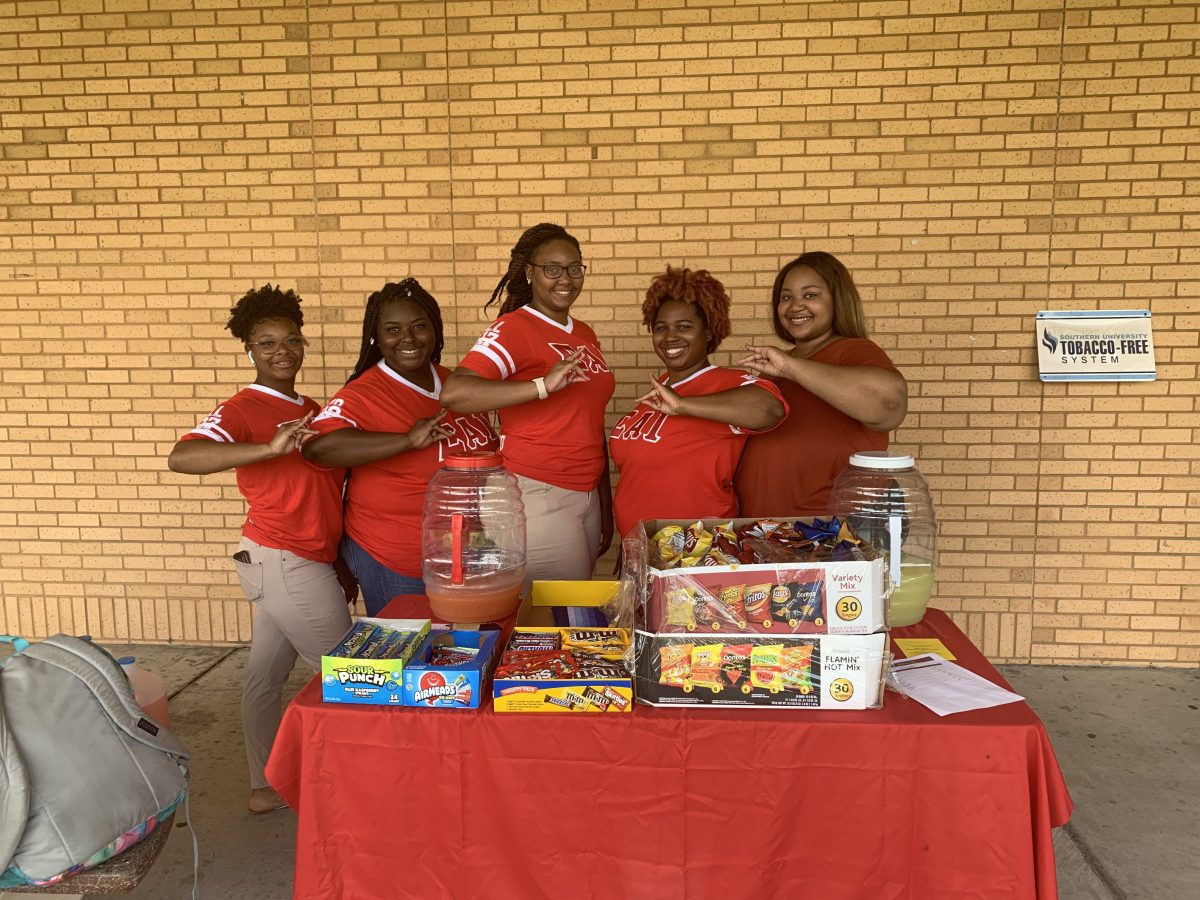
[248,350,255,363]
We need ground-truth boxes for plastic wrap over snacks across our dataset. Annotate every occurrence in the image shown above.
[634,630,890,710]
[634,518,889,636]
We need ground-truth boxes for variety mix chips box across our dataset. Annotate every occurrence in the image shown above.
[320,617,430,706]
[638,518,888,635]
[402,627,501,710]
[492,581,634,713]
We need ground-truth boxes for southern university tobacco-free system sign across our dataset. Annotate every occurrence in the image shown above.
[1035,310,1156,382]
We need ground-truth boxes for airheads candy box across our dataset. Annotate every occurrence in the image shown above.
[320,617,431,706]
[402,628,500,710]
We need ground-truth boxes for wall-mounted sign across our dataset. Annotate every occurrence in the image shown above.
[1035,310,1155,382]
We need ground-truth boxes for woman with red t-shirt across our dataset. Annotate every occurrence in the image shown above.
[168,285,354,815]
[609,266,787,539]
[303,279,499,616]
[441,224,616,582]
[735,252,908,517]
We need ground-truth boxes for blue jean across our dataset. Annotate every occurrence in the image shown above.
[340,534,425,617]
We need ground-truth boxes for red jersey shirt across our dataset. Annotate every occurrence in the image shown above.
[608,366,787,539]
[309,361,499,577]
[734,338,898,517]
[458,305,615,492]
[179,385,345,563]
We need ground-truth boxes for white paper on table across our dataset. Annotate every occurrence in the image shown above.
[887,653,1025,716]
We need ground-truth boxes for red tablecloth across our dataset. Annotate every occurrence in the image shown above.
[267,607,1072,900]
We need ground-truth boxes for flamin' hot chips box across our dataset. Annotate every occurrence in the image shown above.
[638,518,888,636]
[492,581,634,713]
[633,629,889,710]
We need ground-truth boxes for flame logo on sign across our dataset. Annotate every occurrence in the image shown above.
[1041,328,1058,354]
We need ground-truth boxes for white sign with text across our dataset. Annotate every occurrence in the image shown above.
[1036,310,1155,382]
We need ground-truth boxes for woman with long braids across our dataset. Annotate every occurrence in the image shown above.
[609,266,787,539]
[735,251,908,516]
[168,285,353,815]
[303,278,498,615]
[441,223,616,582]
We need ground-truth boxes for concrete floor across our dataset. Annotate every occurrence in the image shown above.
[4,645,1197,899]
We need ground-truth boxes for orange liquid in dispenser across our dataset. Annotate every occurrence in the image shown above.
[426,576,523,623]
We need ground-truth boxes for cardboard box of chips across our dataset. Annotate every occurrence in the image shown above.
[639,518,887,636]
[633,630,889,710]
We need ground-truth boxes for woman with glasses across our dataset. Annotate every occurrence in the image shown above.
[168,285,354,815]
[302,279,498,615]
[735,251,908,517]
[441,223,616,582]
[609,266,787,540]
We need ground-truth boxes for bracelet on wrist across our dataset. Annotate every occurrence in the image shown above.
[533,376,549,400]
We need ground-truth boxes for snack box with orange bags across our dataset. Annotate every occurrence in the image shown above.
[492,581,634,713]
[639,517,887,636]
[633,630,890,710]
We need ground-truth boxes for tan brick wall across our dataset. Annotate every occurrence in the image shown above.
[1,1,1196,664]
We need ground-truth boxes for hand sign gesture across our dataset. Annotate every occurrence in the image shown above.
[407,409,455,451]
[637,377,682,416]
[737,345,791,379]
[544,348,590,394]
[269,412,316,456]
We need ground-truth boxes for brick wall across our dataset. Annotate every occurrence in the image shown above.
[0,1,1196,664]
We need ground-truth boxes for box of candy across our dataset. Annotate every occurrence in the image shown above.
[320,618,431,705]
[633,630,890,710]
[492,581,634,713]
[401,627,501,709]
[637,518,887,636]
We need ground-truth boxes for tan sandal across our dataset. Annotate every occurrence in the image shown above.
[247,787,288,815]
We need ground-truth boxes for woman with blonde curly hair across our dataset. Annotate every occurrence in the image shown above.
[608,265,787,539]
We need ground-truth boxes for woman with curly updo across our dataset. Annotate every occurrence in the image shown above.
[441,223,616,582]
[735,251,908,517]
[168,285,353,815]
[608,266,787,539]
[303,279,499,615]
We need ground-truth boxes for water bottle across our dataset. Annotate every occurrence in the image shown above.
[422,451,526,623]
[828,451,936,627]
[119,656,170,726]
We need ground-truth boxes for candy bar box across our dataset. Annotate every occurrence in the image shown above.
[320,618,430,706]
[401,627,501,710]
[637,518,887,636]
[492,581,634,713]
[633,630,889,710]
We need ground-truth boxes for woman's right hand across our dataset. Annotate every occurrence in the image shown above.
[543,348,590,394]
[737,345,794,380]
[406,409,455,451]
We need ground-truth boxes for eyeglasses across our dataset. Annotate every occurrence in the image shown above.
[529,263,587,280]
[250,336,308,355]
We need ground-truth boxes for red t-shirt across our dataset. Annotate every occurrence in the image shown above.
[309,361,499,577]
[608,366,787,539]
[458,305,616,491]
[734,338,898,518]
[179,385,345,563]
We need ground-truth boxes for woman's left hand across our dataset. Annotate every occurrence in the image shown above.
[636,378,682,415]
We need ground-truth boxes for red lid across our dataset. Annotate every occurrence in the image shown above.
[443,451,504,470]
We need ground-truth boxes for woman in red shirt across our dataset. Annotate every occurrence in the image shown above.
[609,266,787,539]
[303,279,498,616]
[441,224,616,582]
[735,252,908,517]
[168,285,353,815]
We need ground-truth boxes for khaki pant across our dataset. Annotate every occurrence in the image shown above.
[233,537,351,789]
[516,474,601,585]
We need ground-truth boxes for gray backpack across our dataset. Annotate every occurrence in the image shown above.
[0,634,190,888]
